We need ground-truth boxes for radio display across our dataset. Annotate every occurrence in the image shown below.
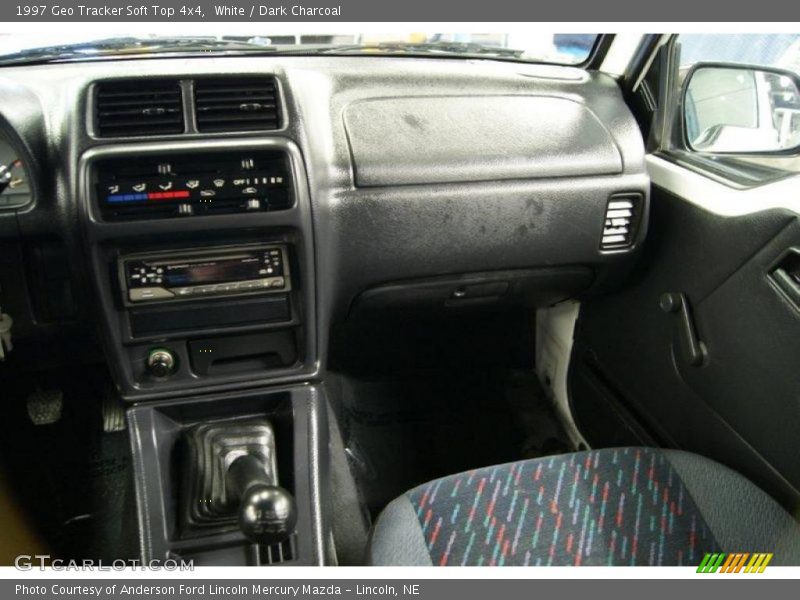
[163,257,262,286]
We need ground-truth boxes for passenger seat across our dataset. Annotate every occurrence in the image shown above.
[368,448,800,566]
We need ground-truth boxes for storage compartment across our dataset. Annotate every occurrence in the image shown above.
[188,330,297,376]
[129,295,290,337]
[349,267,594,318]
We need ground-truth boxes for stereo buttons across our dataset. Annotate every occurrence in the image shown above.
[129,287,174,301]
[159,278,286,299]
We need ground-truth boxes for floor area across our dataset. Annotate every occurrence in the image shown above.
[330,368,572,517]
[0,366,138,562]
[0,310,575,565]
[327,310,573,520]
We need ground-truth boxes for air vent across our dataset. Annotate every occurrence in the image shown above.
[95,80,184,137]
[194,77,281,132]
[600,193,642,250]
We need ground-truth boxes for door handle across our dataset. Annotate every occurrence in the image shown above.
[660,292,707,367]
[770,249,800,309]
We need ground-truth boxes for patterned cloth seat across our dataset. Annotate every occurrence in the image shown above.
[368,448,800,566]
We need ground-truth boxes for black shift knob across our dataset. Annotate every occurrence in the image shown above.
[226,454,297,545]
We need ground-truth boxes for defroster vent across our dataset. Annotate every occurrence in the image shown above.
[600,193,643,250]
[194,77,281,132]
[95,80,184,137]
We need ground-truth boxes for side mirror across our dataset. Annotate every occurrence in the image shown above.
[682,63,800,154]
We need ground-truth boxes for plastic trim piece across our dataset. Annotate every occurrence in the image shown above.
[535,300,588,450]
[647,154,800,217]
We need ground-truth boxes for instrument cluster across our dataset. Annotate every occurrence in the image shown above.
[0,136,31,209]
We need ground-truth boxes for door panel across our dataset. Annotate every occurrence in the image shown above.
[570,179,800,511]
[683,221,800,488]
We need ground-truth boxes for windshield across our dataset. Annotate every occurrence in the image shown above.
[0,33,600,66]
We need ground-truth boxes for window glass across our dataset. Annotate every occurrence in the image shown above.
[678,34,800,71]
[0,33,601,66]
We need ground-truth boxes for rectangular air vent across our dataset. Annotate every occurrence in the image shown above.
[95,80,184,137]
[194,77,281,132]
[600,193,642,250]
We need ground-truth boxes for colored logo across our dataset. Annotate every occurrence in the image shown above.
[697,552,773,573]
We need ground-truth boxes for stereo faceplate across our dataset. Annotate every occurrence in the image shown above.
[119,245,292,305]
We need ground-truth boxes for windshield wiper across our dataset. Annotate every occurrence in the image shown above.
[0,37,283,66]
[314,41,525,59]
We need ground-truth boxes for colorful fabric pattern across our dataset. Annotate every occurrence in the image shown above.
[406,448,720,566]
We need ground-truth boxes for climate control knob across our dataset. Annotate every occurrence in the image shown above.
[146,348,177,378]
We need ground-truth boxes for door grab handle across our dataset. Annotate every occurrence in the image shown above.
[770,249,800,309]
[659,292,707,367]
[772,268,800,308]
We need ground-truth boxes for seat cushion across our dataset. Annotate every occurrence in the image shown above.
[368,447,800,566]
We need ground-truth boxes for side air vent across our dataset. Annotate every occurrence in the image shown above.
[600,193,643,250]
[95,80,184,137]
[194,77,281,132]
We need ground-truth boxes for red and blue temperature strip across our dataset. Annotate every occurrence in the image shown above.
[107,190,191,203]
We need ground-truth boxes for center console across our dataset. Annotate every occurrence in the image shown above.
[79,138,318,399]
[78,137,327,565]
[127,385,328,565]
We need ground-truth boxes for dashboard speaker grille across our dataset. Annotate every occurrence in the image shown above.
[600,193,643,250]
[95,80,184,137]
[194,77,281,132]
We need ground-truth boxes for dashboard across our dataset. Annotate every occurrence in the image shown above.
[0,55,649,400]
[0,138,31,209]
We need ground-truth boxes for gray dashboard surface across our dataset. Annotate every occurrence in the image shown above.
[0,55,648,398]
[344,95,622,186]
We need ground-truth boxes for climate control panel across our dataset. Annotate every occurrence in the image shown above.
[94,150,293,220]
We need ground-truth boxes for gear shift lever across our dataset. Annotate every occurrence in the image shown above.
[183,419,297,546]
[226,454,297,545]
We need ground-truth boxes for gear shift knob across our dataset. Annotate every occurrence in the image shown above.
[226,454,297,545]
[238,484,297,545]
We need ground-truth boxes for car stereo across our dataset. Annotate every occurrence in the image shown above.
[119,245,291,304]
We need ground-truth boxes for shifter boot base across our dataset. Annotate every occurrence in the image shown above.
[182,419,278,529]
